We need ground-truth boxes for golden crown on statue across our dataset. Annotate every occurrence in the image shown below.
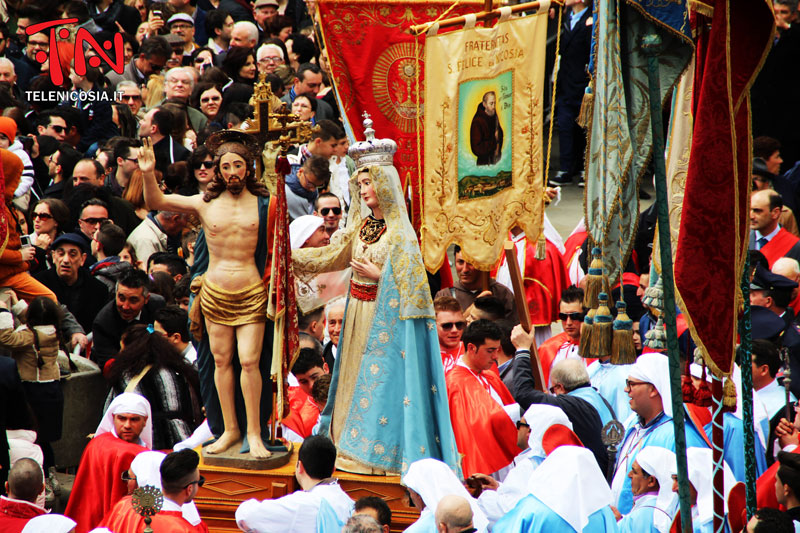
[348,112,397,169]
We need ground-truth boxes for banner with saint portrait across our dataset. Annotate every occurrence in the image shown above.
[421,8,549,271]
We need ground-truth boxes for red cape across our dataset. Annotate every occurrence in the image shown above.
[65,432,148,533]
[536,332,593,387]
[446,365,519,477]
[102,496,209,533]
[493,236,570,326]
[282,387,320,439]
[563,231,587,272]
[441,343,464,376]
[0,497,47,533]
[761,228,800,268]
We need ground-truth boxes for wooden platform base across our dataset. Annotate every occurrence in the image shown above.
[195,448,421,532]
[201,440,294,470]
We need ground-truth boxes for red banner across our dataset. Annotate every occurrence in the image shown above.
[267,158,299,419]
[673,0,774,376]
[317,0,484,230]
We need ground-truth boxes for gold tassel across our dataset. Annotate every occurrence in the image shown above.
[584,246,604,309]
[722,376,737,411]
[579,308,595,358]
[535,233,546,261]
[591,293,613,358]
[576,88,594,129]
[611,301,637,364]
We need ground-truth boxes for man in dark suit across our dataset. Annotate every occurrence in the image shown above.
[92,269,166,370]
[138,107,190,177]
[550,0,592,186]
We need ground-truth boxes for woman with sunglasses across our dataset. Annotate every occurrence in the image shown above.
[28,198,70,274]
[105,324,203,450]
[190,47,217,74]
[190,82,224,125]
[184,145,214,195]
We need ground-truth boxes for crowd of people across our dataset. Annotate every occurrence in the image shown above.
[0,0,798,532]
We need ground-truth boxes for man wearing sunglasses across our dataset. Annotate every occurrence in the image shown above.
[435,295,466,375]
[314,192,343,236]
[116,81,145,120]
[106,36,172,88]
[534,285,585,388]
[36,110,68,143]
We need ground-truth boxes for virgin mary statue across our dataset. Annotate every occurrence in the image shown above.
[292,116,460,475]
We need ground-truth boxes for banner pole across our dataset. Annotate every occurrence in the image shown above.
[641,32,693,533]
[738,255,758,518]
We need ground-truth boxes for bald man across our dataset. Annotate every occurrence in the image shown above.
[0,458,47,531]
[435,495,474,533]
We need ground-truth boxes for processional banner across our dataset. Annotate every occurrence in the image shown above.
[652,59,693,276]
[584,0,693,286]
[421,7,549,272]
[317,0,484,231]
[673,0,774,377]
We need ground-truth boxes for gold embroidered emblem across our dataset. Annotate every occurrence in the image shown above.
[374,444,385,455]
[420,446,426,454]
[403,397,410,407]
[350,428,359,439]
[360,398,370,409]
[431,385,437,394]
[379,416,388,425]
[379,332,390,343]
[389,298,399,309]
[370,364,380,375]
[371,42,421,133]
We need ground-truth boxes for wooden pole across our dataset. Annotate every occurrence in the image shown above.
[409,0,562,34]
[504,240,546,392]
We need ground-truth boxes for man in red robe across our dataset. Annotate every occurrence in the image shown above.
[537,286,586,388]
[494,228,570,342]
[751,189,800,268]
[282,348,327,442]
[102,449,209,533]
[447,320,520,479]
[65,393,152,533]
[435,295,465,375]
[0,459,46,532]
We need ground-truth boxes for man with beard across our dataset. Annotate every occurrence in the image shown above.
[139,130,273,459]
[470,91,503,166]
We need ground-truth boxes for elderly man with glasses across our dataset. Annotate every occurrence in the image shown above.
[256,42,284,76]
[116,81,145,121]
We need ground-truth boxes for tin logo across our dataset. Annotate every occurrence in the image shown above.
[26,19,124,86]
